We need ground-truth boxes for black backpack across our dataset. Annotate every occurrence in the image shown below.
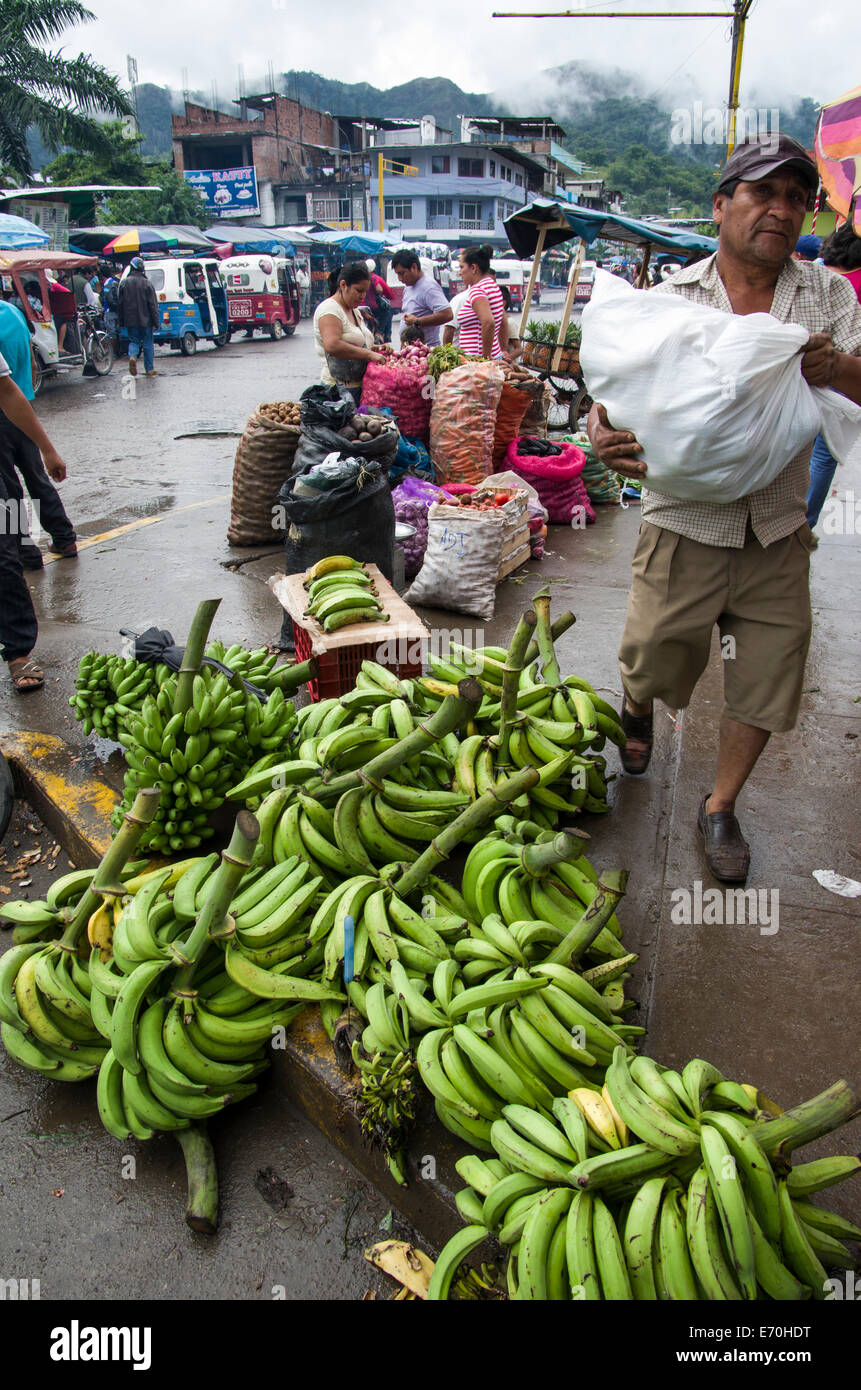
[104,280,119,310]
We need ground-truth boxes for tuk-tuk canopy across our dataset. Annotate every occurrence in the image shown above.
[203,224,295,257]
[504,198,718,258]
[0,248,98,274]
[0,213,51,250]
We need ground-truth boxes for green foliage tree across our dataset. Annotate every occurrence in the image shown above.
[44,120,148,186]
[0,0,132,180]
[104,166,209,228]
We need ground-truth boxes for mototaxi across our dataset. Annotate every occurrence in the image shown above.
[220,255,299,340]
[0,248,109,393]
[136,257,230,355]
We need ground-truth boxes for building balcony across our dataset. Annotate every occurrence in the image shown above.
[426,216,496,231]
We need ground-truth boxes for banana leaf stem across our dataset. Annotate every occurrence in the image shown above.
[519,828,591,879]
[533,591,561,687]
[175,1123,219,1234]
[320,681,482,804]
[393,765,540,898]
[497,611,537,769]
[544,869,629,966]
[173,809,259,988]
[173,599,222,717]
[62,788,161,945]
[750,1081,859,1163]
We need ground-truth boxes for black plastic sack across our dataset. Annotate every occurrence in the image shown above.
[276,460,396,648]
[299,383,356,429]
[292,419,400,478]
[119,626,270,702]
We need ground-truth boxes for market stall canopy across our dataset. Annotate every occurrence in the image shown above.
[815,84,861,234]
[309,229,398,254]
[504,199,718,257]
[70,225,215,255]
[0,212,51,250]
[0,248,98,273]
[202,224,295,256]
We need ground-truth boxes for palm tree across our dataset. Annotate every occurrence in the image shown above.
[0,0,132,181]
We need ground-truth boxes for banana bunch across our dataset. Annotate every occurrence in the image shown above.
[203,640,313,695]
[302,557,387,633]
[110,665,297,855]
[70,652,161,741]
[352,1046,419,1186]
[430,1052,861,1300]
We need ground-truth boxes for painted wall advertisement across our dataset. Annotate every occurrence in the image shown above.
[184,167,259,217]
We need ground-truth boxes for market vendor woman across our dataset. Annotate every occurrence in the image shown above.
[313,263,385,403]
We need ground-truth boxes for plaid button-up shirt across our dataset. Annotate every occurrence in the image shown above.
[641,254,861,547]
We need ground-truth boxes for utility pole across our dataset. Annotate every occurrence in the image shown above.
[492,5,751,165]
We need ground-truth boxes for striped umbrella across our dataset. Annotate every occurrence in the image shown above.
[815,84,861,234]
[103,227,180,255]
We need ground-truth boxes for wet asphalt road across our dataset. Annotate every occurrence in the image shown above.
[1,290,860,1300]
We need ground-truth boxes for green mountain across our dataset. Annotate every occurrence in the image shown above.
[26,67,820,219]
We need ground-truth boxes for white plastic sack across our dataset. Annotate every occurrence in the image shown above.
[580,270,861,503]
[406,504,505,620]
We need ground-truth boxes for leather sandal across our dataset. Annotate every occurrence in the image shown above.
[619,701,653,775]
[697,794,750,883]
[9,657,45,693]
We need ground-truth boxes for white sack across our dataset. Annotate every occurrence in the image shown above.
[580,270,861,503]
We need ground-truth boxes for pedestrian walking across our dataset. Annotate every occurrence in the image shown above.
[0,349,69,692]
[587,134,861,883]
[0,300,77,569]
[118,258,159,377]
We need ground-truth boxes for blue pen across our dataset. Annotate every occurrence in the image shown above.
[344,915,355,985]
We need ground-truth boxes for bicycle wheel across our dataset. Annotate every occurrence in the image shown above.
[88,333,114,375]
[546,383,573,434]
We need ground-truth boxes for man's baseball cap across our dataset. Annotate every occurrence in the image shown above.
[717,134,819,197]
[795,233,822,260]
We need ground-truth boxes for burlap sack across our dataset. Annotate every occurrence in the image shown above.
[228,408,301,546]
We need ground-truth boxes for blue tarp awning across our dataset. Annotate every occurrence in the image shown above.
[309,229,398,254]
[203,224,295,257]
[0,213,51,250]
[504,198,717,258]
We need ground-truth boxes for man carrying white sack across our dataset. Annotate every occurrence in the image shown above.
[587,133,861,883]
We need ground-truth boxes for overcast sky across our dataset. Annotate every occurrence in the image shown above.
[68,0,857,115]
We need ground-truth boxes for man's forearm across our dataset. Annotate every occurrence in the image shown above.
[0,378,56,455]
[833,352,861,406]
[417,309,452,328]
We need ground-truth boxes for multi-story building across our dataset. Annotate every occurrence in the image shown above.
[172,94,381,228]
[364,115,585,247]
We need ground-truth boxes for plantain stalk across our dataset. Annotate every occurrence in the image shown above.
[175,1123,219,1235]
[519,828,591,879]
[173,809,260,986]
[270,657,318,693]
[533,590,561,686]
[173,599,222,717]
[319,680,482,805]
[63,787,162,944]
[750,1081,860,1163]
[392,765,540,898]
[496,611,537,770]
[543,869,629,966]
[522,611,576,669]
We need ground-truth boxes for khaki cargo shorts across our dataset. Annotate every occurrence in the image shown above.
[618,520,814,733]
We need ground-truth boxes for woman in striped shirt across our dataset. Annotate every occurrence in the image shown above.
[456,245,508,359]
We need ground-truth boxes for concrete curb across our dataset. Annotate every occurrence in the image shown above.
[0,732,465,1250]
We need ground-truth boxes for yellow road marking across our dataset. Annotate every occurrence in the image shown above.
[42,494,230,563]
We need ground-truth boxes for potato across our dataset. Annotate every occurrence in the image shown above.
[358,431,372,442]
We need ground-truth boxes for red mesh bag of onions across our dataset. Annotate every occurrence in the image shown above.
[361,344,433,442]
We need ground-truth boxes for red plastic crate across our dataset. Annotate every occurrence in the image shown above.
[294,622,422,701]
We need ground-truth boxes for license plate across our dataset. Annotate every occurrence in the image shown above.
[232,300,252,318]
